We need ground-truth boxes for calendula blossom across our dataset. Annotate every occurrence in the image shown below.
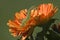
[7,3,58,40]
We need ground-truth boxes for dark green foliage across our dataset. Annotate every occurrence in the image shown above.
[35,19,60,40]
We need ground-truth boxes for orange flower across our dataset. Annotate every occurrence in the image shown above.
[36,3,58,24]
[7,3,58,40]
[7,9,27,37]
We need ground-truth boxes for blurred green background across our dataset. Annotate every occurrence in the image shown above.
[0,0,60,40]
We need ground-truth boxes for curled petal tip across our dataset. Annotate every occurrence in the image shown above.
[54,7,58,13]
[11,33,17,37]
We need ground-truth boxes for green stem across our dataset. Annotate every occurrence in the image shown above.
[21,6,36,26]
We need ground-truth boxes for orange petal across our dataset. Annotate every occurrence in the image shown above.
[7,20,20,29]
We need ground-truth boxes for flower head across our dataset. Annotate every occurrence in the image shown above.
[7,3,58,40]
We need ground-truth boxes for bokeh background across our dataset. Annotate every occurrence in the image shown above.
[0,0,60,40]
